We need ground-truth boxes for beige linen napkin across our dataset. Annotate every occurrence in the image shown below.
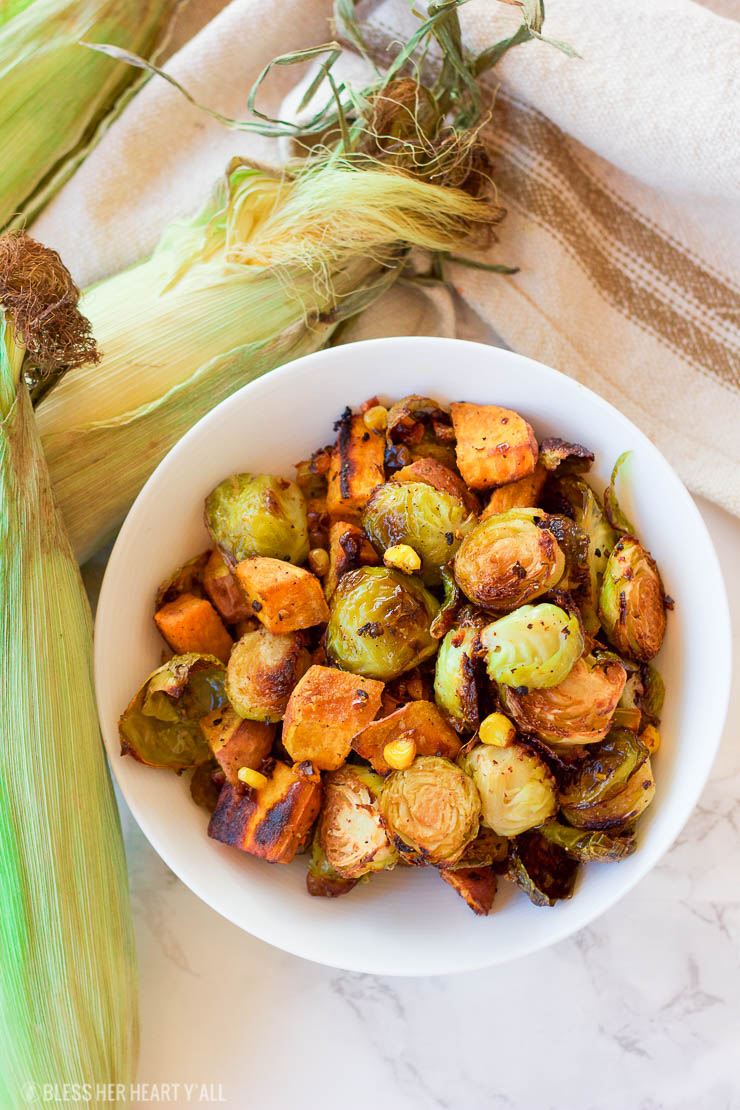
[32,0,740,515]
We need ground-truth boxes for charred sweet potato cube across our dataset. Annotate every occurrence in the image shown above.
[439,866,498,915]
[393,457,480,516]
[324,520,379,602]
[326,409,385,522]
[234,557,329,635]
[199,706,275,787]
[207,761,321,863]
[450,402,538,490]
[154,592,233,663]
[352,699,461,775]
[203,549,253,624]
[282,665,384,771]
[480,462,548,519]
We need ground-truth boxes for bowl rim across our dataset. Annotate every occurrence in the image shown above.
[95,336,732,975]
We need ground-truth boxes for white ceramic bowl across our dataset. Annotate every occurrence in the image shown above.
[95,338,731,976]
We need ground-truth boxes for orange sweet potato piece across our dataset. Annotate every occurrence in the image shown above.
[234,557,329,635]
[450,402,538,490]
[199,706,274,787]
[352,700,461,775]
[203,549,253,624]
[208,761,321,863]
[154,593,233,663]
[439,866,498,915]
[326,410,385,522]
[282,665,384,771]
[480,462,548,520]
[393,457,480,516]
[324,520,379,602]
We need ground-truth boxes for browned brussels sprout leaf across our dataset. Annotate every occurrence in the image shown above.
[306,830,360,898]
[543,515,590,605]
[611,706,643,731]
[445,825,509,872]
[155,550,210,609]
[539,821,637,862]
[539,438,594,474]
[553,477,617,633]
[603,452,636,534]
[640,664,665,726]
[190,759,224,812]
[430,565,463,640]
[508,829,579,907]
[385,394,457,470]
[558,728,649,812]
[119,653,227,771]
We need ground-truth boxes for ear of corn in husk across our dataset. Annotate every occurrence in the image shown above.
[37,0,568,562]
[38,155,501,562]
[0,233,139,1108]
[0,0,180,230]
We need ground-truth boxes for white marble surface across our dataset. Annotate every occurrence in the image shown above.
[96,494,740,1110]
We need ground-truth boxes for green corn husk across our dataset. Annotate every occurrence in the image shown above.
[0,235,138,1108]
[38,155,500,562]
[0,0,179,230]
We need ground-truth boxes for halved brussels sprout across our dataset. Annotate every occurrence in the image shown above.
[205,473,309,566]
[558,727,650,828]
[557,477,616,632]
[539,821,637,861]
[599,536,666,661]
[325,566,439,681]
[454,509,565,612]
[562,758,655,830]
[500,655,626,746]
[362,481,475,585]
[378,756,481,866]
[119,654,226,771]
[226,627,310,723]
[434,625,480,733]
[508,828,579,907]
[481,602,584,690]
[459,742,557,837]
[318,766,398,879]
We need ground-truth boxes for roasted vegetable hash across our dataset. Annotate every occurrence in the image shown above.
[119,395,669,915]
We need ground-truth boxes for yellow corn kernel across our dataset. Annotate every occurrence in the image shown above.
[363,404,388,432]
[308,547,330,577]
[237,766,268,790]
[640,724,661,755]
[383,738,417,770]
[478,712,516,748]
[384,543,421,575]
